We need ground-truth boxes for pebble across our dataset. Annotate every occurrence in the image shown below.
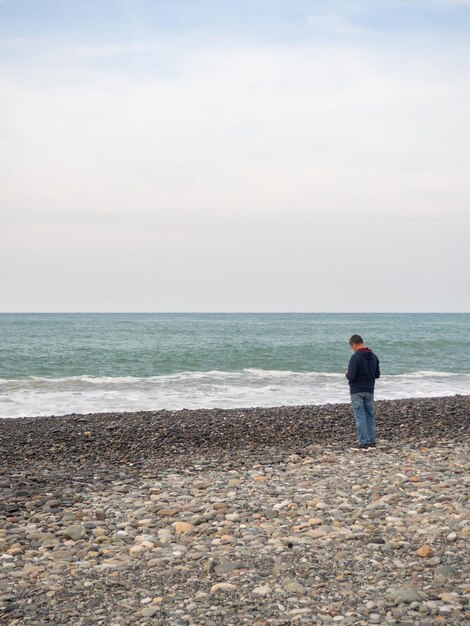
[0,395,469,624]
[172,521,194,534]
[210,583,238,593]
[141,606,159,617]
[253,584,272,596]
[416,544,434,558]
[62,524,87,541]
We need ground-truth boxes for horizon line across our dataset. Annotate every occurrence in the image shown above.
[1,311,468,315]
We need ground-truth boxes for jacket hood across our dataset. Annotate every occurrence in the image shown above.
[357,348,375,360]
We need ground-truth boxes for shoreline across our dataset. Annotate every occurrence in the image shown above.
[1,395,469,471]
[3,373,470,421]
[4,391,470,420]
[1,396,469,624]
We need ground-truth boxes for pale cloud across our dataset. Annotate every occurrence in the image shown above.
[1,1,469,311]
[1,37,469,220]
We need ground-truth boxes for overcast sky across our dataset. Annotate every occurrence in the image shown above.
[1,0,469,312]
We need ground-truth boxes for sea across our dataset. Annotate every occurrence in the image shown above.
[1,313,469,419]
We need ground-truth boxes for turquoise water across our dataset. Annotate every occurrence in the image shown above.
[1,313,469,417]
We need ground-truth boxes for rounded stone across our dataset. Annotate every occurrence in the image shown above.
[416,544,434,558]
[62,525,87,541]
[210,583,238,593]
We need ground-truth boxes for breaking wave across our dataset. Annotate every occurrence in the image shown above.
[1,369,469,418]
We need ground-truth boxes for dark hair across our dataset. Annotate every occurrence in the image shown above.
[349,334,363,345]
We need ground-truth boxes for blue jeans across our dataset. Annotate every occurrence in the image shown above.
[350,392,376,445]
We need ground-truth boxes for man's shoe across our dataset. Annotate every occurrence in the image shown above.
[351,444,369,451]
[367,442,377,448]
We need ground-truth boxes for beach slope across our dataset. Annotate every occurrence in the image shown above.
[1,396,469,624]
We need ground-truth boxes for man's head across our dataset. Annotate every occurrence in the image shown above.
[349,334,364,351]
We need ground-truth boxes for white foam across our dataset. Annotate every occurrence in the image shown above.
[0,370,469,419]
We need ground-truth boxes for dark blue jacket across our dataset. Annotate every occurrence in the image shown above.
[346,348,380,394]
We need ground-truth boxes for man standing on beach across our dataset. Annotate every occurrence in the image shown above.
[346,335,380,450]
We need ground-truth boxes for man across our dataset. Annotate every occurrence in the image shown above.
[346,335,380,450]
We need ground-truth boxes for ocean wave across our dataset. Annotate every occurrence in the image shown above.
[1,370,469,419]
[400,371,457,378]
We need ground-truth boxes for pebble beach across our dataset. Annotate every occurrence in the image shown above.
[1,395,469,625]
